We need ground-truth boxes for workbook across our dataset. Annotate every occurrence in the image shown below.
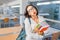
[34,21,49,33]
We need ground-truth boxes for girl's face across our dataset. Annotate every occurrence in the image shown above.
[27,6,37,17]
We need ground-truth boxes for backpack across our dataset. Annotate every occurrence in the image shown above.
[16,18,31,40]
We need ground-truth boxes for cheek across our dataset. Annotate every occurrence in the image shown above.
[31,12,34,15]
[29,10,37,16]
[29,12,34,15]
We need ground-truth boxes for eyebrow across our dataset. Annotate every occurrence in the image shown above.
[28,7,34,10]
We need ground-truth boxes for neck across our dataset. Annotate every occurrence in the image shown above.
[31,15,38,19]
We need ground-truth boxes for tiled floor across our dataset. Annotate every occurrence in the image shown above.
[0,26,22,40]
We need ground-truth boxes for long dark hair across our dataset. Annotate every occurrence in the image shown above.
[24,5,38,18]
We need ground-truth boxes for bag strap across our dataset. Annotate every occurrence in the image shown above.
[28,18,31,24]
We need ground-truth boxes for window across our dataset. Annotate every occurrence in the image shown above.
[29,1,60,29]
[0,4,20,28]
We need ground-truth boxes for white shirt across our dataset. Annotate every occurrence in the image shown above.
[24,16,49,40]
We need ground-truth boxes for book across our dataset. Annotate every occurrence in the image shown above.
[34,21,49,33]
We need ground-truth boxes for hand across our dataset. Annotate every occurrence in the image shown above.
[33,28,39,33]
[38,31,44,35]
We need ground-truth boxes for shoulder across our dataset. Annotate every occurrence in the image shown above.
[38,16,44,19]
[38,16,45,22]
[24,18,29,21]
[24,18,29,23]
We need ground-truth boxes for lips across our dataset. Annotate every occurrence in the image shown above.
[33,12,36,14]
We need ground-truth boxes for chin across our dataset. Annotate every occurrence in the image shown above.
[33,15,36,16]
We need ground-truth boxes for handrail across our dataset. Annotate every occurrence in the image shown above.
[44,18,60,23]
[0,18,60,36]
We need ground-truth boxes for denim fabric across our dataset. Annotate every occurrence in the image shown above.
[16,27,26,40]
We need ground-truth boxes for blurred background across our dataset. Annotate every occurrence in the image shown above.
[0,0,60,40]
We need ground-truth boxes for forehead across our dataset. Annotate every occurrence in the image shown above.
[27,6,33,11]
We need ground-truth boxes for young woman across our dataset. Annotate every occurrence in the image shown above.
[24,5,60,40]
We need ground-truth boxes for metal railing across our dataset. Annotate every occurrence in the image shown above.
[0,18,60,36]
[44,18,60,23]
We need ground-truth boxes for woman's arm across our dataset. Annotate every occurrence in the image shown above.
[39,16,50,32]
[24,18,43,38]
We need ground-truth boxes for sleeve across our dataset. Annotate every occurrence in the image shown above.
[39,16,46,22]
[39,16,50,27]
[24,18,43,39]
[39,16,50,31]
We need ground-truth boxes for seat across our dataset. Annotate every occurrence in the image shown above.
[13,18,20,26]
[3,18,9,27]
